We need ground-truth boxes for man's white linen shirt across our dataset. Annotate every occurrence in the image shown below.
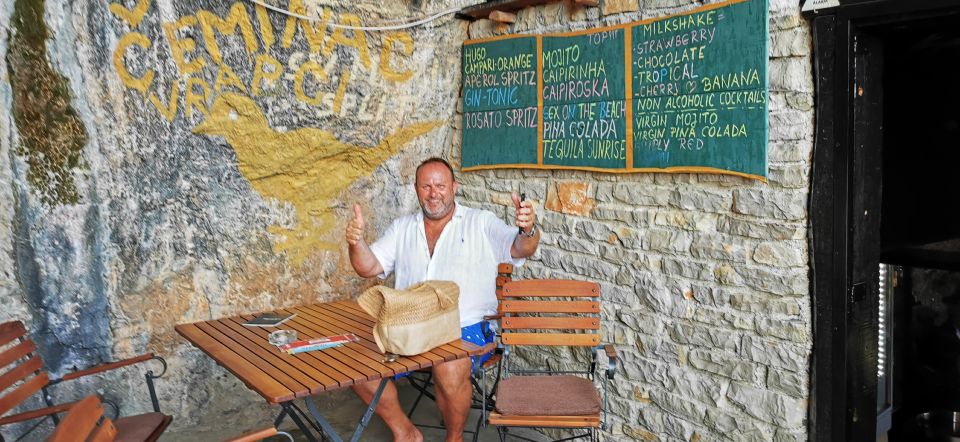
[369,203,523,327]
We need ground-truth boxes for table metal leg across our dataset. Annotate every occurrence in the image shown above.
[278,402,321,442]
[305,378,390,442]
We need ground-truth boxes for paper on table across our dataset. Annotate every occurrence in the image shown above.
[279,333,359,354]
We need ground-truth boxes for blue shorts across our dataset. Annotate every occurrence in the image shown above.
[395,321,495,379]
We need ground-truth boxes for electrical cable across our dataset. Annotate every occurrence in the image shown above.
[241,0,461,31]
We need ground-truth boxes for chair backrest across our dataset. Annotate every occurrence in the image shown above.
[0,320,50,418]
[499,279,601,348]
[494,263,514,318]
[47,395,116,442]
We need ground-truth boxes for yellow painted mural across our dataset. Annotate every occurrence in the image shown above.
[193,93,439,263]
[109,1,442,264]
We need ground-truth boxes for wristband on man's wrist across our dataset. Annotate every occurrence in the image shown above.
[520,223,538,237]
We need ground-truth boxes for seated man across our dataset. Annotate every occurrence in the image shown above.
[345,157,540,442]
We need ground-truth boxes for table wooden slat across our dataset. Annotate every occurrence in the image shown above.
[176,300,484,406]
[278,313,384,382]
[214,317,343,390]
[291,306,417,372]
[194,322,311,397]
[308,303,437,367]
[175,324,294,403]
[229,316,364,386]
[281,308,399,378]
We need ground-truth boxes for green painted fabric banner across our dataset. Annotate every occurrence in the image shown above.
[461,0,769,180]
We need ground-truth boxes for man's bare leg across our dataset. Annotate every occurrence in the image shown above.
[352,380,423,442]
[432,358,473,442]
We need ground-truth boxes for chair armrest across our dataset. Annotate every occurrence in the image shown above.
[476,341,498,356]
[603,344,618,380]
[482,314,502,321]
[56,353,159,382]
[224,427,284,442]
[0,395,101,425]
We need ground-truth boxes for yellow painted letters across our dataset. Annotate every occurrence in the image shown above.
[149,80,181,122]
[324,14,370,69]
[380,32,413,83]
[252,54,282,96]
[163,15,206,75]
[113,32,155,95]
[294,60,327,106]
[197,3,259,65]
[185,77,211,119]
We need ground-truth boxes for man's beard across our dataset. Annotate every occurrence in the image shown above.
[421,199,453,220]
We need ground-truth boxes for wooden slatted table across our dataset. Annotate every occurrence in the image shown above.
[176,300,488,442]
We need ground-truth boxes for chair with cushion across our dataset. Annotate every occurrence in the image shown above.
[483,279,617,442]
[0,320,170,442]
[405,263,514,441]
[46,395,116,442]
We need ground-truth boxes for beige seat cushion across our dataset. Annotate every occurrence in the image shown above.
[114,412,170,442]
[495,375,600,416]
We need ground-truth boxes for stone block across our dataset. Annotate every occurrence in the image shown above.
[622,424,661,441]
[770,27,811,57]
[767,366,808,397]
[767,163,809,189]
[769,57,814,93]
[619,308,665,335]
[650,389,707,422]
[644,228,693,254]
[688,348,755,382]
[653,210,719,232]
[730,292,802,316]
[667,187,733,213]
[612,183,671,206]
[668,322,739,352]
[732,188,807,220]
[602,0,640,15]
[753,241,806,267]
[741,335,810,372]
[705,408,773,436]
[540,211,579,236]
[717,216,806,241]
[756,317,810,343]
[545,181,597,216]
[768,139,813,163]
[690,232,750,263]
[769,108,815,141]
[736,266,808,296]
[727,382,807,427]
[556,235,599,254]
[595,182,615,202]
[693,305,755,331]
[592,206,642,225]
[662,258,714,281]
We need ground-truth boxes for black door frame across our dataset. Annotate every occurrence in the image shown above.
[807,1,960,440]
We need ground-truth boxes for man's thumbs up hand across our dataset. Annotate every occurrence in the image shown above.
[346,203,366,246]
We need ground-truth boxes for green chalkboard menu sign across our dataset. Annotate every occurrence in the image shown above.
[461,0,769,180]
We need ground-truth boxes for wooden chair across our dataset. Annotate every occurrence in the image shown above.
[484,279,618,442]
[46,395,115,442]
[0,320,171,442]
[405,263,514,441]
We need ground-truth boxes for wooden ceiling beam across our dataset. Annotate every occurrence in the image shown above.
[458,0,559,20]
[489,10,518,23]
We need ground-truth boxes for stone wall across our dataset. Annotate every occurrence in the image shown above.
[0,0,471,437]
[459,0,813,440]
[0,0,813,440]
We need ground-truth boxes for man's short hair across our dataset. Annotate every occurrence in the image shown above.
[415,157,456,183]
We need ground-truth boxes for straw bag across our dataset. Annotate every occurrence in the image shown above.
[357,280,460,356]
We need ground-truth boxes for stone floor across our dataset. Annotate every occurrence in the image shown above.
[164,379,550,441]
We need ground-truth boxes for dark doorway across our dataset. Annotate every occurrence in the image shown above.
[877,15,960,442]
[808,1,960,441]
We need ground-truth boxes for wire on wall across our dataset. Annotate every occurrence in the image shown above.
[241,0,461,31]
